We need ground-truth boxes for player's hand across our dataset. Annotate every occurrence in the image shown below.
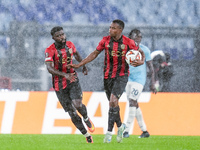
[64,72,77,82]
[67,64,80,69]
[82,65,88,75]
[150,83,157,94]
[130,59,144,67]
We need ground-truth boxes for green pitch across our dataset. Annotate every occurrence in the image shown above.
[0,134,200,150]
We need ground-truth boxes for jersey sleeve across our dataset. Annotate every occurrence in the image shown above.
[129,39,139,50]
[96,37,106,52]
[45,47,54,62]
[144,47,152,61]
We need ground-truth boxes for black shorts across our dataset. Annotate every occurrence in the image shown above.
[55,80,82,112]
[104,75,128,100]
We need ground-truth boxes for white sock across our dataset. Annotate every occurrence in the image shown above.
[106,131,112,135]
[83,132,90,137]
[125,107,136,132]
[136,107,147,132]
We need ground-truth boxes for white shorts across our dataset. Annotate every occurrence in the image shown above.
[125,81,144,101]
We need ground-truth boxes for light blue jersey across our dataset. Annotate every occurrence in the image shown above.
[128,44,152,86]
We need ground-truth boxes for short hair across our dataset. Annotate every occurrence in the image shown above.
[51,26,63,36]
[129,28,141,39]
[112,19,125,30]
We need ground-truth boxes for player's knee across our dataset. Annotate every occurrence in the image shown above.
[72,99,83,110]
[129,99,138,107]
[109,94,119,107]
[109,101,118,107]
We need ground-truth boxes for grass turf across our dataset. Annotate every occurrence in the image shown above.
[0,134,200,150]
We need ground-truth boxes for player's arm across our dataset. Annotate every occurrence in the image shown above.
[73,51,88,75]
[69,50,100,68]
[147,60,157,94]
[45,61,76,82]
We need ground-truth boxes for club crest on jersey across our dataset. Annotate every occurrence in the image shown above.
[69,48,72,54]
[57,54,60,57]
[107,44,110,48]
[121,44,125,49]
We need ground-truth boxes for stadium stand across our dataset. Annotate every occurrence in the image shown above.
[0,0,199,56]
[0,0,199,31]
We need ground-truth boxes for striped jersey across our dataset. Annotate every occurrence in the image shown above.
[96,35,139,79]
[45,41,77,91]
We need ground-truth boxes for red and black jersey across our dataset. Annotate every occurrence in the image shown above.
[45,41,77,91]
[96,35,139,79]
